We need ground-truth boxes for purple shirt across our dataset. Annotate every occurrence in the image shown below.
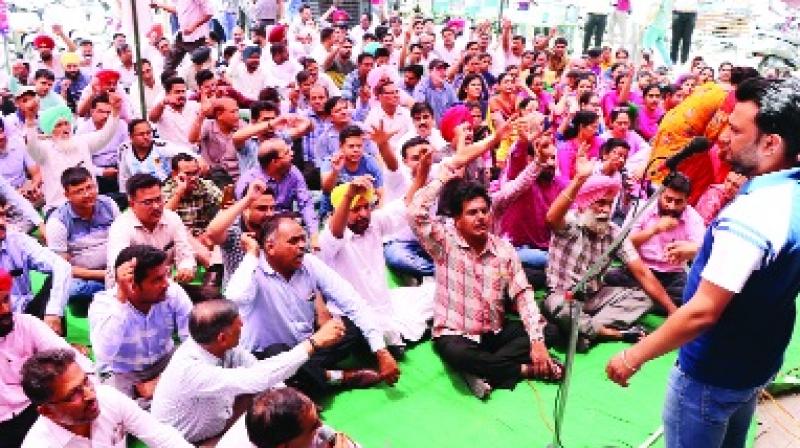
[497,141,566,249]
[235,166,319,234]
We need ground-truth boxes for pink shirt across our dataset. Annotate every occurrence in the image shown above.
[496,141,566,249]
[637,106,665,142]
[632,203,706,273]
[556,136,602,180]
[0,314,92,421]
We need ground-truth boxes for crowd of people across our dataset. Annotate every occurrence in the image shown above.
[2,1,800,447]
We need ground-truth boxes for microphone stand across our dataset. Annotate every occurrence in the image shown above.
[548,172,670,448]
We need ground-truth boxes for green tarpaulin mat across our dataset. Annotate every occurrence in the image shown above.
[51,271,788,447]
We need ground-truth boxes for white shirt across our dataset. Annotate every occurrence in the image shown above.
[155,100,201,150]
[22,384,193,448]
[318,208,407,316]
[263,58,302,90]
[151,339,309,443]
[25,118,119,210]
[0,314,92,422]
[128,80,165,119]
[434,42,462,66]
[363,105,413,149]
[226,61,268,99]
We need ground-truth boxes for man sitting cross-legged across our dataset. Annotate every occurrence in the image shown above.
[543,151,677,352]
[407,162,563,400]
[151,298,345,444]
[225,214,400,399]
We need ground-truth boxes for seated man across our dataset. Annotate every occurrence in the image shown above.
[382,137,436,279]
[543,158,677,352]
[205,180,274,287]
[0,118,44,216]
[0,194,71,335]
[407,164,562,400]
[74,93,127,196]
[605,172,706,304]
[163,153,223,268]
[106,174,196,286]
[89,245,193,405]
[235,138,319,247]
[225,215,400,399]
[20,349,192,447]
[46,167,119,314]
[216,387,358,448]
[495,132,566,280]
[321,125,387,209]
[0,269,92,447]
[151,299,344,444]
[320,178,434,356]
[117,119,196,191]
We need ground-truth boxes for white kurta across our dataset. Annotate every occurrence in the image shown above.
[318,206,433,344]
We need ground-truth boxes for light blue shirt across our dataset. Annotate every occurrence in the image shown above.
[89,283,193,374]
[225,253,385,352]
[0,230,72,316]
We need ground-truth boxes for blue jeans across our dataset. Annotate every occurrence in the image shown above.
[516,245,548,269]
[69,279,105,301]
[221,12,237,42]
[383,240,434,277]
[663,366,762,448]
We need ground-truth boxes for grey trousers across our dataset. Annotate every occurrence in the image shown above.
[544,286,652,340]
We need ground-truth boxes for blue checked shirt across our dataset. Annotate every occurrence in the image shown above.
[89,283,193,374]
[0,230,72,316]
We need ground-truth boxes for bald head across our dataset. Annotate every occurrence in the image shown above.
[188,299,240,344]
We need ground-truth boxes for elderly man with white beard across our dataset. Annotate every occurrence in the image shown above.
[543,150,676,353]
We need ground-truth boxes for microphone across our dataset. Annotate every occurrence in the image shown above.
[664,137,711,171]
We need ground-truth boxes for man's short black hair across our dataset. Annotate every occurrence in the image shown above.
[401,136,429,159]
[404,64,424,79]
[128,118,151,136]
[22,349,76,405]
[126,173,161,198]
[601,138,630,156]
[189,299,240,344]
[114,244,168,284]
[34,68,55,81]
[736,77,800,162]
[663,172,692,196]
[356,52,374,64]
[246,387,314,447]
[90,92,110,110]
[171,152,198,172]
[374,47,390,59]
[163,76,186,93]
[61,166,93,189]
[338,125,364,146]
[195,69,215,87]
[250,100,280,121]
[410,101,433,118]
[442,179,491,217]
[323,96,346,115]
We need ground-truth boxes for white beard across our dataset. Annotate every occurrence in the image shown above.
[578,209,611,235]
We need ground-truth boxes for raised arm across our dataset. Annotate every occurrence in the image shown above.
[546,145,594,231]
[205,181,266,245]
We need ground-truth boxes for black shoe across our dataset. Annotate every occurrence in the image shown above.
[462,373,492,400]
[544,323,565,349]
[387,345,406,360]
[576,336,593,354]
